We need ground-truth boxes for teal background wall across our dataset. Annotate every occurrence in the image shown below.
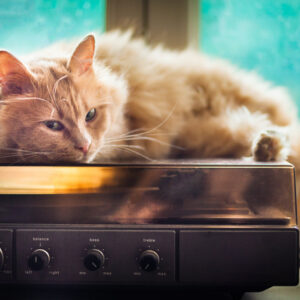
[0,0,106,56]
[200,0,300,110]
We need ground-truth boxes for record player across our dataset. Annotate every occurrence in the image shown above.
[0,159,298,292]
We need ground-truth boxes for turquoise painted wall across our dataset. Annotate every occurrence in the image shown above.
[200,0,300,109]
[0,0,106,56]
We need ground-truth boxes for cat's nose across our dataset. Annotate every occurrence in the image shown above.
[75,142,90,155]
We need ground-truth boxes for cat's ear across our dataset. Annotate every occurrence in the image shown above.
[68,34,95,76]
[0,51,34,95]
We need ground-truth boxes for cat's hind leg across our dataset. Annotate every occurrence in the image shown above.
[179,106,290,161]
[252,128,290,162]
[223,107,290,161]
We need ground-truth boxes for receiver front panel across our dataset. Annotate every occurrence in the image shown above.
[0,227,298,288]
[16,229,175,283]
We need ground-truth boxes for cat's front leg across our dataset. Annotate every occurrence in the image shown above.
[252,128,290,161]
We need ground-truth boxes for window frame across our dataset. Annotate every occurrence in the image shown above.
[106,0,199,49]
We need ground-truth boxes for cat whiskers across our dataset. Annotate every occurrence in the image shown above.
[105,104,183,149]
[53,75,68,97]
[130,104,178,138]
[102,144,145,151]
[101,144,153,161]
[105,135,183,150]
[52,74,71,110]
[0,147,55,156]
[0,96,52,105]
[98,105,184,161]
[0,147,57,164]
[46,82,59,111]
[0,152,42,161]
[0,153,44,165]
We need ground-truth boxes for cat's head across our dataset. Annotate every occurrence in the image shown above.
[0,35,128,163]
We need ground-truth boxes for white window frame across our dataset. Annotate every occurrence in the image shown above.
[106,0,199,49]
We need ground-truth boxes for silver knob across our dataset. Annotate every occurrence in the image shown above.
[28,249,51,271]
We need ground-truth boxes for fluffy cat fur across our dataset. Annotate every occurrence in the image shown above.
[0,30,299,171]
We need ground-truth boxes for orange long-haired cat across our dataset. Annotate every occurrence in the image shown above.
[0,31,299,171]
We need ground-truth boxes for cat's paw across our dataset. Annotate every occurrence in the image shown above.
[252,129,289,162]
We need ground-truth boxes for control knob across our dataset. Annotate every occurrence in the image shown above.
[139,250,160,272]
[84,249,105,271]
[0,248,4,270]
[28,249,51,271]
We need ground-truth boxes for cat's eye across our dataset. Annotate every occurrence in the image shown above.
[85,108,96,122]
[43,120,64,131]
